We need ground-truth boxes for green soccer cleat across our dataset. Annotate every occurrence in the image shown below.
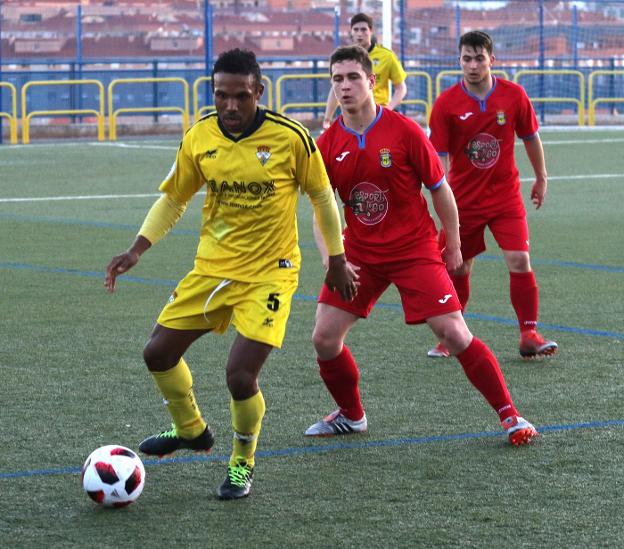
[138,424,214,457]
[217,462,254,500]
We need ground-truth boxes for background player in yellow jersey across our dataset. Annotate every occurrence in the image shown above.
[105,48,357,500]
[322,12,407,130]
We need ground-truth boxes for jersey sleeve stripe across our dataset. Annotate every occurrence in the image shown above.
[264,110,316,156]
[427,176,446,191]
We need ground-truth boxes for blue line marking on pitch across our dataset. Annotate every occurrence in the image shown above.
[478,253,624,273]
[2,419,623,480]
[0,212,622,273]
[0,261,623,340]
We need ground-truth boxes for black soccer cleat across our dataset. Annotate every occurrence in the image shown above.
[217,462,254,500]
[138,424,214,457]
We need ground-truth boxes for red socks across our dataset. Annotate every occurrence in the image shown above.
[510,271,539,332]
[456,338,517,422]
[450,272,470,313]
[317,345,365,421]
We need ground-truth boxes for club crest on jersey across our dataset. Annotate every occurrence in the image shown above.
[379,148,392,168]
[496,111,506,125]
[256,145,271,166]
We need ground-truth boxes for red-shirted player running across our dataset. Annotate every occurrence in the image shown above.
[304,44,538,446]
[427,30,557,360]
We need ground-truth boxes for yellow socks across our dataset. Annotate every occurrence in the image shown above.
[230,391,266,468]
[151,358,206,439]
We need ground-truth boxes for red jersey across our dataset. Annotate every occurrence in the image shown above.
[317,107,445,264]
[429,77,538,214]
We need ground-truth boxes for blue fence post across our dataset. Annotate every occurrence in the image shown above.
[312,59,319,119]
[539,0,545,123]
[400,0,406,68]
[76,3,82,124]
[610,57,616,116]
[152,60,159,124]
[204,1,213,110]
[572,5,578,70]
[334,6,340,48]
[455,4,461,43]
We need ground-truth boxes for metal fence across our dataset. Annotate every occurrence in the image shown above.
[1,0,624,141]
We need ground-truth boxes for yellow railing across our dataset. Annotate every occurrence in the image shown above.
[192,75,273,120]
[108,77,189,141]
[435,70,510,98]
[276,74,329,114]
[21,79,105,144]
[588,70,624,126]
[514,70,585,126]
[0,82,18,144]
[404,70,433,122]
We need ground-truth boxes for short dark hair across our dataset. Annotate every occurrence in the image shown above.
[350,12,373,29]
[211,48,262,87]
[329,45,373,76]
[459,31,494,55]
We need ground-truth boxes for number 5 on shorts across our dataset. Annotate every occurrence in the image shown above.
[267,293,280,312]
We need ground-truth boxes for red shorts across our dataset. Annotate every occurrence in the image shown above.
[318,258,461,324]
[439,210,530,261]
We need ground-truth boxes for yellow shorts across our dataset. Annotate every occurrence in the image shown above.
[157,272,298,348]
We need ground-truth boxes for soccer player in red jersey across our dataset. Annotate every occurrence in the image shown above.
[427,30,557,360]
[304,44,538,446]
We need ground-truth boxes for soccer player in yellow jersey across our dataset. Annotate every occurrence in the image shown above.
[104,48,358,500]
[322,12,407,130]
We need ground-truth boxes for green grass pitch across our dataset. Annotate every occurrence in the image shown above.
[0,130,623,547]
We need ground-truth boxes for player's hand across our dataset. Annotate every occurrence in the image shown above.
[531,176,547,209]
[325,254,360,302]
[104,251,140,293]
[442,245,463,273]
[322,118,332,131]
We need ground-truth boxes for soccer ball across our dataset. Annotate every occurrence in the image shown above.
[81,445,146,507]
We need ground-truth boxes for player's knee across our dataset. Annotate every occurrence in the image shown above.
[505,251,531,272]
[142,337,176,371]
[311,327,341,358]
[226,370,257,400]
[436,320,472,354]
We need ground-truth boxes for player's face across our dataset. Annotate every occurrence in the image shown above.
[351,22,373,49]
[330,60,375,111]
[460,45,495,86]
[213,72,263,134]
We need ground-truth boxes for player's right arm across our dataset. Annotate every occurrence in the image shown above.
[105,137,201,293]
[323,88,339,130]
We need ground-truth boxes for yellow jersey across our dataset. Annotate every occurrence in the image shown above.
[160,108,331,283]
[369,42,407,106]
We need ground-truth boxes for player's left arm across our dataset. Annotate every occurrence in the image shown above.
[523,133,548,209]
[298,138,358,301]
[386,55,408,111]
[430,180,462,272]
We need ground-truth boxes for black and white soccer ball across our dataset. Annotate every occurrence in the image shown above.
[81,445,146,507]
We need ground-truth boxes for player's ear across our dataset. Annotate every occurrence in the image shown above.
[369,72,376,89]
[256,82,265,99]
[490,53,496,66]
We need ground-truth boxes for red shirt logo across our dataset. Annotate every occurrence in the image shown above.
[464,133,500,169]
[348,182,389,226]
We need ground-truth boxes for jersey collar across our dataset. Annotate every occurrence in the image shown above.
[217,107,265,142]
[460,75,497,112]
[339,104,383,149]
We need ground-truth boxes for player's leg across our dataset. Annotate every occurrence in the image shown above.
[305,264,387,436]
[138,272,232,457]
[428,221,485,358]
[426,312,538,445]
[217,278,296,499]
[218,334,272,500]
[305,303,366,436]
[139,323,215,456]
[492,214,558,358]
